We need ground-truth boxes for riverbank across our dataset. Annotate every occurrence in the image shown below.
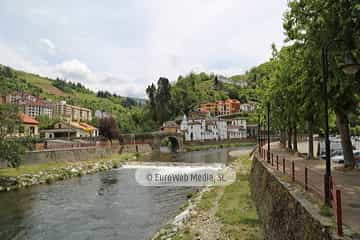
[0,153,136,192]
[183,140,256,152]
[153,152,263,240]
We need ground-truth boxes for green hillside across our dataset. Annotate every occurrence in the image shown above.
[0,64,155,133]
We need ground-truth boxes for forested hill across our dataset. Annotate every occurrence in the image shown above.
[0,64,154,133]
[0,64,265,132]
[145,71,261,126]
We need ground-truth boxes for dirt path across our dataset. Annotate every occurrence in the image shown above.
[183,150,254,240]
[187,187,225,240]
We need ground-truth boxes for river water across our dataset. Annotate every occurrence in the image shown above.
[0,146,251,240]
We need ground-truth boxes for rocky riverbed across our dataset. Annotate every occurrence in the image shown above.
[0,155,137,192]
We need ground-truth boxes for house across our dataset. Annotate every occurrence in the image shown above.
[40,121,98,139]
[94,110,111,119]
[4,92,53,118]
[161,121,180,133]
[18,113,39,137]
[240,102,256,113]
[54,101,92,122]
[199,99,241,117]
[215,76,248,88]
[224,118,247,139]
[0,96,5,104]
[247,124,258,138]
[180,115,247,142]
[180,115,228,142]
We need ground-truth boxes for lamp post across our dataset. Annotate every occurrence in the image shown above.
[258,114,261,154]
[267,102,271,163]
[322,43,360,206]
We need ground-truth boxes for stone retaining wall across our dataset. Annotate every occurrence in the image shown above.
[120,144,153,153]
[23,145,122,166]
[249,156,342,240]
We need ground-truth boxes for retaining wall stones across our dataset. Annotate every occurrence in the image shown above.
[249,156,342,240]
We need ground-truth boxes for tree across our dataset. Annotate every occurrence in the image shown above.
[284,0,360,168]
[0,104,21,139]
[156,77,172,124]
[98,117,120,144]
[0,104,24,168]
[146,83,157,122]
[0,139,25,168]
[36,115,60,130]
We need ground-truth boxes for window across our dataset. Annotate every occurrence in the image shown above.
[19,126,25,134]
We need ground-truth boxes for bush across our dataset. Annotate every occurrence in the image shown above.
[0,139,25,168]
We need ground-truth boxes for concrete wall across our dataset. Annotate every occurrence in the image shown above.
[23,145,121,165]
[120,144,153,153]
[249,156,339,240]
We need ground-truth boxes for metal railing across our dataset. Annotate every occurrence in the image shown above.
[259,147,343,237]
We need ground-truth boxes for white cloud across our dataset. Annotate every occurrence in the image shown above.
[54,59,93,82]
[0,0,287,98]
[39,38,56,55]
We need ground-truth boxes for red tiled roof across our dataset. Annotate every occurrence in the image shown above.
[20,113,39,125]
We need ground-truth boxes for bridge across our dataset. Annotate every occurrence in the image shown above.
[119,131,184,152]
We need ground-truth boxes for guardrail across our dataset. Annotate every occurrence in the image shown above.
[259,147,343,237]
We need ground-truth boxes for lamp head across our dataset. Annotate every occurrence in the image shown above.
[340,51,360,75]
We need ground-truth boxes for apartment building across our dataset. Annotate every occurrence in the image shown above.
[54,101,92,122]
[199,99,241,116]
[4,92,53,118]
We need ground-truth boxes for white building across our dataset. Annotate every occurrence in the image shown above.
[225,119,247,139]
[180,115,246,142]
[240,102,256,113]
[4,92,53,118]
[95,110,111,119]
[54,101,92,122]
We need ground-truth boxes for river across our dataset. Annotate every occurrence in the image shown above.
[0,146,251,240]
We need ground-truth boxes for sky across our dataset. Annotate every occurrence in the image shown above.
[0,0,287,98]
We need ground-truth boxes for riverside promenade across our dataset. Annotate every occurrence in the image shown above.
[263,141,360,234]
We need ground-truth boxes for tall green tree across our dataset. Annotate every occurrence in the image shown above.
[0,104,24,168]
[284,0,360,167]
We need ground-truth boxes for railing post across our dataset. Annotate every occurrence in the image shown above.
[276,155,279,170]
[263,149,266,161]
[335,190,343,237]
[292,161,295,182]
[282,158,286,174]
[271,153,274,166]
[305,167,308,191]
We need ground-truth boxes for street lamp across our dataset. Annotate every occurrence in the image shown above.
[258,114,261,154]
[340,51,360,75]
[322,45,360,206]
[267,102,271,163]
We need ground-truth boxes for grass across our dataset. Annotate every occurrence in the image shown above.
[0,153,134,177]
[15,70,68,97]
[319,204,333,217]
[172,227,194,240]
[184,141,255,152]
[215,154,263,240]
[196,187,220,211]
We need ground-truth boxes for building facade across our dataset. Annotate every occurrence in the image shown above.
[240,102,256,113]
[40,121,98,139]
[180,115,246,142]
[225,118,247,139]
[199,99,241,117]
[18,113,39,137]
[54,101,92,122]
[4,92,53,118]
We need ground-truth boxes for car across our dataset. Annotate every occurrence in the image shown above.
[354,151,360,167]
[330,150,360,164]
[331,154,344,164]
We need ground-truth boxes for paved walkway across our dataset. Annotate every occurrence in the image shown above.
[263,142,360,234]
